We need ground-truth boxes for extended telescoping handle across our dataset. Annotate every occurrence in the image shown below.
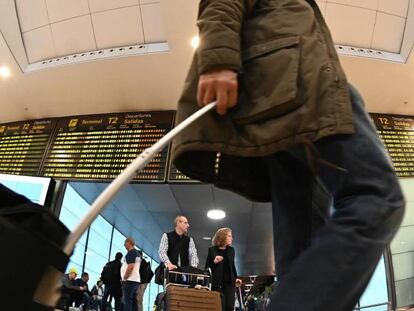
[63,102,217,256]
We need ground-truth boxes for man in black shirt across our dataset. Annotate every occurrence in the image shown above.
[75,272,92,310]
[57,267,83,310]
[158,215,199,270]
[101,252,123,311]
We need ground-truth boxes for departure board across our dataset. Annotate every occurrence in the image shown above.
[168,152,221,183]
[0,119,55,176]
[168,164,197,182]
[371,113,414,177]
[40,111,175,181]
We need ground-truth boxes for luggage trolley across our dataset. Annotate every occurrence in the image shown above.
[7,102,217,311]
[157,268,221,311]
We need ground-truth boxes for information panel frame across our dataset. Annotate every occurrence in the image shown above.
[40,111,175,182]
[370,113,414,178]
[0,119,56,176]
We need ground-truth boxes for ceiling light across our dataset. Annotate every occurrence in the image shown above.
[207,209,226,220]
[202,237,212,240]
[0,66,10,78]
[191,36,200,49]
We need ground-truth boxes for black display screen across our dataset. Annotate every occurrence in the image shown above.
[0,119,55,176]
[371,113,414,177]
[40,111,175,181]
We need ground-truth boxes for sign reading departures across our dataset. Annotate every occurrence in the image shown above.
[1,112,413,181]
[40,111,175,181]
[0,119,56,176]
[371,113,414,177]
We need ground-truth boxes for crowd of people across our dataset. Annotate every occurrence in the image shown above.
[58,215,242,311]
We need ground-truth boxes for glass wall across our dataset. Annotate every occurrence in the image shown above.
[59,184,161,310]
[357,256,389,310]
[390,178,414,308]
[0,173,52,205]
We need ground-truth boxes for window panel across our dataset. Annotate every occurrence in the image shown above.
[110,228,126,260]
[359,256,388,309]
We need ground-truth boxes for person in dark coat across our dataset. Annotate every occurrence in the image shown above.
[101,252,123,311]
[205,228,242,311]
[172,1,405,310]
[74,272,92,310]
[57,267,83,310]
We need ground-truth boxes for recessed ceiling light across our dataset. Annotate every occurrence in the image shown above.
[191,36,200,49]
[202,236,212,240]
[207,209,226,220]
[0,66,10,78]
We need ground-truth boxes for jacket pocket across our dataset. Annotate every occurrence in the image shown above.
[233,36,301,124]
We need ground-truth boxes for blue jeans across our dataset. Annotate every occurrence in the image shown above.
[265,85,405,310]
[122,281,139,311]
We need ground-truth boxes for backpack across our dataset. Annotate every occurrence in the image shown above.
[101,260,119,284]
[139,258,154,284]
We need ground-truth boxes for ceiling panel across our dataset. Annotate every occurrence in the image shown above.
[91,6,144,50]
[133,184,181,212]
[22,26,55,63]
[51,15,96,57]
[326,3,377,48]
[88,0,139,13]
[112,185,148,211]
[45,0,90,24]
[213,187,252,214]
[140,2,166,43]
[378,0,410,17]
[328,0,379,10]
[15,0,49,32]
[170,184,215,212]
[372,13,406,53]
[140,0,160,4]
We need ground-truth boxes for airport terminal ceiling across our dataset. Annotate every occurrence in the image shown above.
[0,0,412,124]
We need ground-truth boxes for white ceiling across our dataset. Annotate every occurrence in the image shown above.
[317,0,410,53]
[16,0,165,63]
[0,0,413,125]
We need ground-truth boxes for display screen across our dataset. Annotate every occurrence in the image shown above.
[40,111,175,181]
[168,164,197,182]
[0,119,55,176]
[371,113,414,177]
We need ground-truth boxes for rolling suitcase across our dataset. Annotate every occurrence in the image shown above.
[164,269,221,311]
[166,286,221,311]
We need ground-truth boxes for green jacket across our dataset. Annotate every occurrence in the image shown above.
[172,0,354,202]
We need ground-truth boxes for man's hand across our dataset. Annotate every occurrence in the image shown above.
[197,69,238,115]
[235,278,243,287]
[166,262,178,271]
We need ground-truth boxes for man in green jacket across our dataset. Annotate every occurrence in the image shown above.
[172,0,405,310]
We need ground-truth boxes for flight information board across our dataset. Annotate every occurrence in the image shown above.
[40,111,175,181]
[371,113,414,177]
[168,164,197,182]
[0,119,55,176]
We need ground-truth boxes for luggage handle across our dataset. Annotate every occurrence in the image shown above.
[164,268,213,290]
[63,102,217,256]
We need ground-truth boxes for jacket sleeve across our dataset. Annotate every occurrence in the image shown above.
[196,0,250,74]
[205,247,214,270]
[232,248,238,278]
